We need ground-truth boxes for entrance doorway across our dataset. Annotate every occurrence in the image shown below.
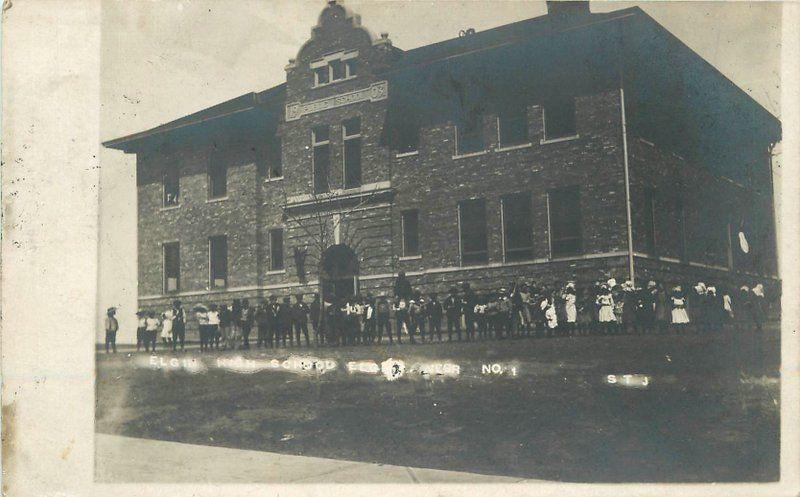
[320,244,359,303]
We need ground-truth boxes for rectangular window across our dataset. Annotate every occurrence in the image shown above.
[543,96,577,140]
[163,165,180,207]
[548,186,582,257]
[314,66,329,86]
[330,59,346,81]
[345,59,358,78]
[498,107,528,147]
[458,198,488,265]
[208,155,227,199]
[643,188,657,254]
[269,229,284,271]
[456,113,484,155]
[343,118,362,189]
[267,136,282,178]
[209,235,227,288]
[312,126,330,194]
[502,192,533,261]
[397,122,419,154]
[163,242,180,293]
[401,210,420,257]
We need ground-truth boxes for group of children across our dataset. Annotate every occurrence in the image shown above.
[104,276,771,354]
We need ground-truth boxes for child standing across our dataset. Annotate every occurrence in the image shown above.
[105,307,119,353]
[161,308,174,347]
[145,311,160,352]
[670,286,690,332]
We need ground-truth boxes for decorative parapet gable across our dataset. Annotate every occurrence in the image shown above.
[285,81,388,121]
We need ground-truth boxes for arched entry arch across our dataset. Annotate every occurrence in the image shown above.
[320,244,359,303]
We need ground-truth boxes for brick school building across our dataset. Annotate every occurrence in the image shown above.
[104,1,780,328]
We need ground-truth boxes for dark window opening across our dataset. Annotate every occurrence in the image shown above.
[643,188,657,254]
[543,96,577,140]
[330,59,346,81]
[314,66,329,86]
[345,59,358,78]
[549,186,582,257]
[502,192,533,261]
[163,166,180,207]
[209,235,227,288]
[208,156,227,199]
[459,198,488,264]
[498,107,528,147]
[343,118,362,189]
[163,242,180,293]
[456,113,484,155]
[313,127,330,194]
[402,210,420,257]
[397,122,419,154]
[269,229,284,271]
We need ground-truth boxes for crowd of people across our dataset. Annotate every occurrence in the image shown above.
[103,271,774,353]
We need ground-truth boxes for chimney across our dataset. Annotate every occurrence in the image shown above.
[546,1,591,17]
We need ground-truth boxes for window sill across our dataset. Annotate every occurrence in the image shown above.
[207,196,229,203]
[496,142,532,152]
[264,176,284,183]
[312,75,357,89]
[452,150,489,160]
[160,205,181,212]
[540,134,580,145]
[266,269,286,275]
[395,150,419,158]
[399,255,422,261]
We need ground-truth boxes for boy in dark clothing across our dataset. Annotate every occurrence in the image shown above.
[255,299,270,348]
[292,294,311,347]
[444,287,462,341]
[310,293,323,346]
[278,297,293,347]
[375,296,391,344]
[239,299,254,350]
[427,293,443,342]
[105,307,119,353]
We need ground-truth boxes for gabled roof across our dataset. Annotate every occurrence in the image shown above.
[103,83,286,152]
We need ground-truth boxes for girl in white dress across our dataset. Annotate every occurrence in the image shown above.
[563,283,577,336]
[161,309,174,345]
[670,286,690,332]
[597,285,616,334]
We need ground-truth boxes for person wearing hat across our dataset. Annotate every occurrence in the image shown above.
[219,303,234,350]
[375,294,392,344]
[561,283,577,336]
[207,303,221,350]
[670,285,690,332]
[426,292,443,342]
[391,296,408,344]
[278,296,293,347]
[362,293,376,344]
[292,294,311,347]
[105,307,119,353]
[135,310,147,352]
[596,284,616,334]
[171,300,186,351]
[255,299,271,349]
[636,281,657,334]
[443,286,462,342]
[239,299,254,349]
[310,293,323,346]
[145,310,160,352]
[752,283,767,333]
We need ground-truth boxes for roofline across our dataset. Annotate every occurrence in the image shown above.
[103,83,286,150]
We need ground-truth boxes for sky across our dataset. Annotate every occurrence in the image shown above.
[98,0,782,342]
